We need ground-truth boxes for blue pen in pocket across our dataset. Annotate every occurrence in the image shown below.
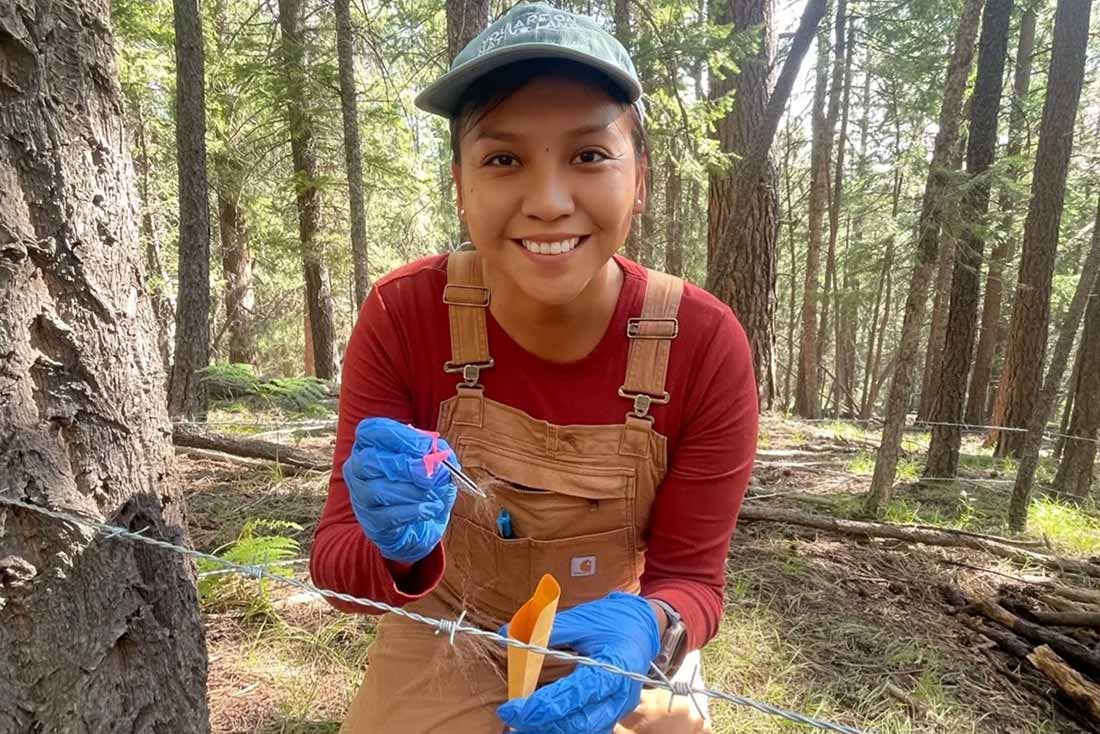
[496,508,513,539]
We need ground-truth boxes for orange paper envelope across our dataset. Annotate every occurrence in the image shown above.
[507,573,561,700]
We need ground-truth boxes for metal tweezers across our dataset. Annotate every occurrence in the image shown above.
[441,457,488,499]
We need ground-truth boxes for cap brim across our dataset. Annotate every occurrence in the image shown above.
[414,43,642,118]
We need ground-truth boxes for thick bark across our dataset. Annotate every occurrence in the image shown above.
[1008,195,1100,530]
[279,0,337,380]
[707,0,778,407]
[446,0,490,60]
[865,0,983,515]
[168,0,211,418]
[1053,241,1100,499]
[0,0,208,728]
[925,0,1013,477]
[708,0,826,411]
[336,0,371,308]
[795,23,834,419]
[993,0,1091,458]
[967,9,1036,425]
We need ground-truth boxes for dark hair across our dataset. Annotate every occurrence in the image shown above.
[448,58,648,165]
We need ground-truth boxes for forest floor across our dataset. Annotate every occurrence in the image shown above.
[180,411,1100,734]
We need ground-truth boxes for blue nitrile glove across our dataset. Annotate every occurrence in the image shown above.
[497,592,662,734]
[341,416,459,564]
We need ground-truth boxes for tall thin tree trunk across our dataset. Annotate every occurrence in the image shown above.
[968,8,1037,425]
[279,0,337,380]
[336,0,371,308]
[134,98,176,372]
[212,0,256,367]
[926,0,1013,477]
[168,0,211,417]
[866,0,984,514]
[993,0,1091,458]
[445,0,489,247]
[782,115,800,411]
[0,0,208,725]
[918,235,958,420]
[795,22,834,419]
[1009,193,1100,529]
[831,19,856,416]
[665,146,683,276]
[1054,344,1082,461]
[1053,251,1100,499]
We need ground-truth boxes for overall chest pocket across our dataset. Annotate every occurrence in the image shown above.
[456,438,637,540]
[441,438,643,619]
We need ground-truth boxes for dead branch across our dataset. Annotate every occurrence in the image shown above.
[174,447,322,477]
[971,596,1100,679]
[172,422,329,472]
[736,506,1100,578]
[1027,645,1100,723]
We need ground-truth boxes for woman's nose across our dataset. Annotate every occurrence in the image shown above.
[521,164,574,221]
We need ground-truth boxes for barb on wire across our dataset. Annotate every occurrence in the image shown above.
[0,493,867,734]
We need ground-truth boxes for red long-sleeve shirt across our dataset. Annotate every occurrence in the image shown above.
[310,254,758,649]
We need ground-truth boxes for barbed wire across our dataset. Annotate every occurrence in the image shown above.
[0,493,868,734]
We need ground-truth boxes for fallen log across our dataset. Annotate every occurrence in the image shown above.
[960,615,1033,659]
[172,422,329,472]
[1030,611,1100,629]
[971,596,1100,679]
[1052,585,1100,607]
[175,446,322,477]
[737,506,1100,578]
[1027,645,1100,723]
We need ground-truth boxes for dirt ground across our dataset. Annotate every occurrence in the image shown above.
[181,414,1100,734]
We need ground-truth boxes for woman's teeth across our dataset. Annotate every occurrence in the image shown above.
[522,237,580,255]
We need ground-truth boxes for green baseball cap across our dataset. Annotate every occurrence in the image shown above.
[415,2,642,118]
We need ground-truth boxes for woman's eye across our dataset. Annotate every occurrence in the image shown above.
[486,154,518,167]
[574,150,609,164]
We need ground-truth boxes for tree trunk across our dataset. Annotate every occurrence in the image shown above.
[0,0,209,727]
[1053,214,1100,500]
[616,0,641,263]
[336,0,371,308]
[917,235,958,420]
[967,8,1037,425]
[708,0,827,412]
[925,0,1013,478]
[865,0,983,515]
[168,0,211,418]
[211,0,256,368]
[279,0,337,380]
[446,0,490,60]
[832,20,856,417]
[664,145,683,276]
[1008,194,1100,529]
[781,114,801,411]
[1055,343,1083,461]
[795,24,833,419]
[992,0,1091,458]
[134,98,176,372]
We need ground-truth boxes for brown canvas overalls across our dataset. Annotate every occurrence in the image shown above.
[341,251,710,733]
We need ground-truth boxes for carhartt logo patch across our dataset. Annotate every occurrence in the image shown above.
[571,556,597,577]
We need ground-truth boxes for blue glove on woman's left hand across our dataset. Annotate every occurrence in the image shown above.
[497,592,661,734]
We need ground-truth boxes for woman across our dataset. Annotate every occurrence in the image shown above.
[310,3,758,732]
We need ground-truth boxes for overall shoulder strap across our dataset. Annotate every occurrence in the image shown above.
[619,268,684,420]
[443,250,493,385]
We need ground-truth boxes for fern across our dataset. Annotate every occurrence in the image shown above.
[198,518,303,610]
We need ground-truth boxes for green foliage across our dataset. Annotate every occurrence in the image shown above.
[197,518,303,613]
[199,363,335,416]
